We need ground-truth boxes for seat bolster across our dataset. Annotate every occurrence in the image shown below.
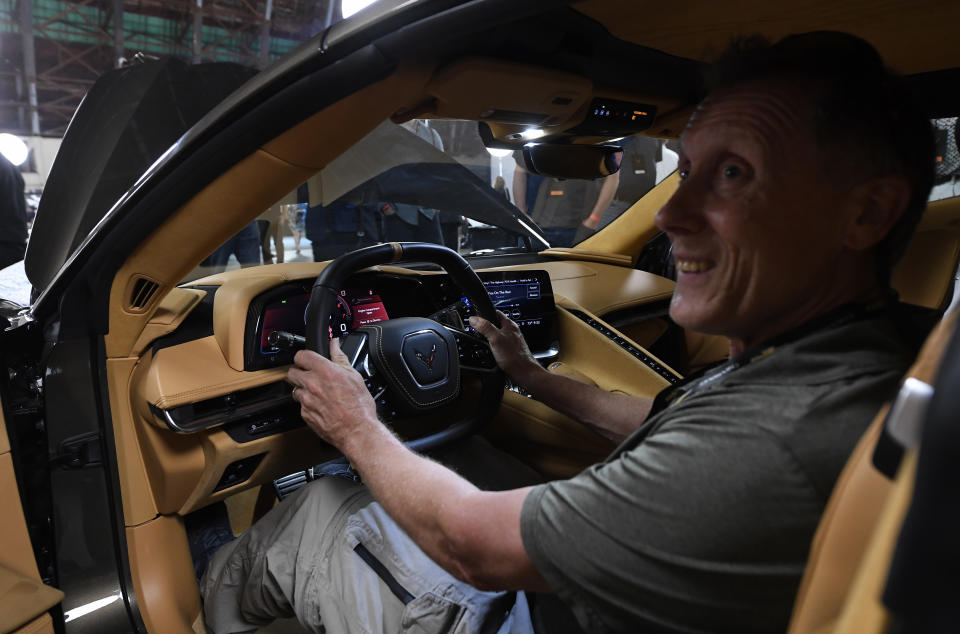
[787,408,893,633]
[788,310,959,633]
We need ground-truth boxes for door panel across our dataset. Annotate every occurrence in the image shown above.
[0,405,63,633]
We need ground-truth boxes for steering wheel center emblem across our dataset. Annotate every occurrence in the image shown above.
[414,344,437,369]
[400,329,450,387]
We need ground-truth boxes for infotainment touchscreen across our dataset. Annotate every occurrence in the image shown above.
[469,270,558,355]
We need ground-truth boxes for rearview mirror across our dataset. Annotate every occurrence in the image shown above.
[521,143,622,179]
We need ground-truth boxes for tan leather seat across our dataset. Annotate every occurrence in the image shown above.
[787,310,958,633]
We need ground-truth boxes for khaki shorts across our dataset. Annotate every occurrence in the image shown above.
[201,440,539,634]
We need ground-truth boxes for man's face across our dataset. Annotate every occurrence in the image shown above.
[655,81,861,351]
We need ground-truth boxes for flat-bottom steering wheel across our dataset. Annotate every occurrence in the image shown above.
[305,242,503,451]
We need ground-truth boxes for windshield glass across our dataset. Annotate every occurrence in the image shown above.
[187,120,677,280]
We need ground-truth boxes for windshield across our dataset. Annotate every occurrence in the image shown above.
[187,119,677,279]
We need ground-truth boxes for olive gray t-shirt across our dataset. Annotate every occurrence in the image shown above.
[520,314,914,633]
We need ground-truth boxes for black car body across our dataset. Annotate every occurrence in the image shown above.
[2,1,960,632]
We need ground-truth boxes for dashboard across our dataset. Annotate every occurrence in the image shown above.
[244,269,558,371]
[137,260,681,514]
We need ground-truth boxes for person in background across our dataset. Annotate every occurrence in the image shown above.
[257,203,286,264]
[0,153,28,270]
[306,198,382,261]
[382,119,446,245]
[286,203,306,256]
[201,221,261,273]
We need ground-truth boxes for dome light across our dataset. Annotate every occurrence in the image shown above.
[0,134,28,166]
[485,147,512,158]
[342,0,380,19]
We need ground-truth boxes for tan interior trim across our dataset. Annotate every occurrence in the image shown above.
[488,296,678,476]
[426,57,593,129]
[575,171,678,262]
[106,63,433,362]
[892,231,959,308]
[213,275,304,371]
[178,426,336,515]
[832,450,917,633]
[487,390,615,479]
[12,613,56,634]
[131,287,206,357]
[786,407,893,634]
[140,337,288,413]
[787,310,958,633]
[0,408,61,633]
[128,338,336,515]
[107,358,160,526]
[104,149,315,360]
[492,260,675,316]
[260,63,433,170]
[1,399,9,454]
[554,296,681,385]
[575,0,960,75]
[0,455,45,582]
[538,248,633,267]
[126,515,202,633]
[0,565,62,634]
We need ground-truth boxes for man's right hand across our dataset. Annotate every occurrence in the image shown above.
[468,311,541,383]
[471,310,652,442]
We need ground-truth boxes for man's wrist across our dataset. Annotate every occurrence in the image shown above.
[338,413,400,463]
[506,358,547,390]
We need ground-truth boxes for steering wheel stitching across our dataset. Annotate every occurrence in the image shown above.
[304,242,504,451]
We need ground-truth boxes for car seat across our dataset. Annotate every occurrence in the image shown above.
[787,308,959,632]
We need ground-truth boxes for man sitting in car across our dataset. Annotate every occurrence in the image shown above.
[200,32,933,633]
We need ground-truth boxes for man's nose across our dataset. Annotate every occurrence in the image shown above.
[655,182,705,236]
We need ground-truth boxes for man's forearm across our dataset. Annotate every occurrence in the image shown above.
[514,363,652,442]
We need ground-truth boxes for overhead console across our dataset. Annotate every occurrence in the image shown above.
[563,97,657,135]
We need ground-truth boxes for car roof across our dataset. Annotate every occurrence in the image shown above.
[576,0,960,75]
[24,0,960,317]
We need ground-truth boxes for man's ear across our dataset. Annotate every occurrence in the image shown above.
[843,175,912,251]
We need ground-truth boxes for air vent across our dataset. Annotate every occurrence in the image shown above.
[127,276,161,312]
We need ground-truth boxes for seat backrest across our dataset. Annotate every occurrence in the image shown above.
[787,309,958,633]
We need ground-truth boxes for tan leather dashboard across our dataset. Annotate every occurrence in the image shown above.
[121,260,679,518]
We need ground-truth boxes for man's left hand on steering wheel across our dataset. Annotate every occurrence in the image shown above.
[289,242,505,454]
[288,339,381,451]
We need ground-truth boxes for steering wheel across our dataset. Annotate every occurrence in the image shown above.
[304,242,504,451]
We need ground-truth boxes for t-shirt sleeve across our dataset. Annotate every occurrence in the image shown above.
[519,402,825,633]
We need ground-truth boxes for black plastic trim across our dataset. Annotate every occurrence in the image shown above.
[91,335,147,632]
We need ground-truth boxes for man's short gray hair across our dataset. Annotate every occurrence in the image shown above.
[708,32,936,286]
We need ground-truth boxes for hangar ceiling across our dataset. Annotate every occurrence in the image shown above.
[0,0,331,136]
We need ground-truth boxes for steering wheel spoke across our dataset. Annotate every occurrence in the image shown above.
[444,326,498,374]
[336,331,390,400]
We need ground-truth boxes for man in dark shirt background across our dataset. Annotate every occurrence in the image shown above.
[0,153,28,270]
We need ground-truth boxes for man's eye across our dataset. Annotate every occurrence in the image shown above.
[722,164,742,179]
[678,168,690,180]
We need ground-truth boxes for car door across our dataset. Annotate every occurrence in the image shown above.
[0,309,63,633]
